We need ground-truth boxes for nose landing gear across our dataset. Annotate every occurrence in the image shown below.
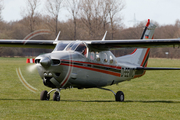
[40,89,61,101]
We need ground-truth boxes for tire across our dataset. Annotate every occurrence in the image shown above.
[53,91,60,101]
[40,90,50,100]
[115,91,124,102]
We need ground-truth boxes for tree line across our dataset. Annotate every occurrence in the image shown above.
[0,0,180,58]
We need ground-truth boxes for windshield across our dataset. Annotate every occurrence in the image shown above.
[65,41,87,55]
[54,41,88,56]
[65,41,78,51]
[53,42,69,51]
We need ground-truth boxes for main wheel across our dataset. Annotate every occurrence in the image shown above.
[115,91,124,102]
[40,90,50,100]
[53,91,60,101]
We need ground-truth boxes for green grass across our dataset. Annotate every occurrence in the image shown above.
[1,58,180,119]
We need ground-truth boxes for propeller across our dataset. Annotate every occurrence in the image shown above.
[16,29,51,93]
[27,64,37,73]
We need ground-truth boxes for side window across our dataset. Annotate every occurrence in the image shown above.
[75,43,87,57]
[102,53,108,63]
[90,52,95,60]
[96,52,100,61]
[109,55,113,63]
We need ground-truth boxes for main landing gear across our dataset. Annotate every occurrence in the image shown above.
[40,88,125,102]
[40,89,61,101]
[99,88,124,102]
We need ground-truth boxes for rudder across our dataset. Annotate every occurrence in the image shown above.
[117,19,156,67]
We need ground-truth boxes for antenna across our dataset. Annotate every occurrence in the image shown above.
[55,31,61,41]
[102,31,107,41]
[54,31,61,44]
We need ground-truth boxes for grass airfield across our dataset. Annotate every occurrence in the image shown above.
[0,58,180,119]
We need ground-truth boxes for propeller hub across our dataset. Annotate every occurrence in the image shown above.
[40,57,51,68]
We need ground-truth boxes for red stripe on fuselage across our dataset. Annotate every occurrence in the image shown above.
[61,59,122,69]
[61,61,121,77]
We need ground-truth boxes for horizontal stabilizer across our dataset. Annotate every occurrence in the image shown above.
[135,67,180,70]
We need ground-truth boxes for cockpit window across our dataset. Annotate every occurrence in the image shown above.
[54,42,69,51]
[55,41,88,56]
[66,42,81,51]
[75,43,86,52]
[75,43,87,56]
[65,42,76,51]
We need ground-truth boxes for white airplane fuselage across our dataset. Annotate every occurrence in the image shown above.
[35,46,145,89]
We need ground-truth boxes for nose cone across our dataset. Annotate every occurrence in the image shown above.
[40,57,51,68]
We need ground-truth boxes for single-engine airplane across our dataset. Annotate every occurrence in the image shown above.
[1,19,180,102]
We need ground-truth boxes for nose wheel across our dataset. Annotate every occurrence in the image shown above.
[53,91,60,101]
[40,90,50,100]
[40,89,61,101]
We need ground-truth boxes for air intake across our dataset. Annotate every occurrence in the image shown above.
[52,59,61,65]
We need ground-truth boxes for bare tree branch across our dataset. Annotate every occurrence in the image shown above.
[0,0,4,21]
[106,0,125,39]
[22,0,40,32]
[65,0,80,40]
[46,0,63,36]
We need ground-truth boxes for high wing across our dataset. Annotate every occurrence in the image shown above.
[0,40,56,49]
[86,39,180,51]
[1,39,180,50]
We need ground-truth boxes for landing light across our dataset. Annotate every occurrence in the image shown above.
[44,72,53,77]
[49,73,52,76]
[44,73,48,76]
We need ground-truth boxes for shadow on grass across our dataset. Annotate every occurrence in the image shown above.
[61,99,180,103]
[0,98,39,101]
[1,98,180,103]
[125,100,180,103]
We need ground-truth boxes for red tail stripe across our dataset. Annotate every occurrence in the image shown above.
[146,19,150,27]
[140,48,150,66]
[131,49,137,55]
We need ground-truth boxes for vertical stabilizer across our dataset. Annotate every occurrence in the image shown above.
[117,19,156,67]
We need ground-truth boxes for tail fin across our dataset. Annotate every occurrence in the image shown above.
[117,19,156,67]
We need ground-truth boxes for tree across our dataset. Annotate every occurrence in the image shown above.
[79,0,107,39]
[106,0,125,40]
[21,0,40,32]
[46,0,63,36]
[66,0,80,40]
[79,0,94,39]
[79,0,125,39]
[0,0,3,21]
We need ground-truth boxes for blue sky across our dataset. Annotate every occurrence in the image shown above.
[2,0,180,27]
